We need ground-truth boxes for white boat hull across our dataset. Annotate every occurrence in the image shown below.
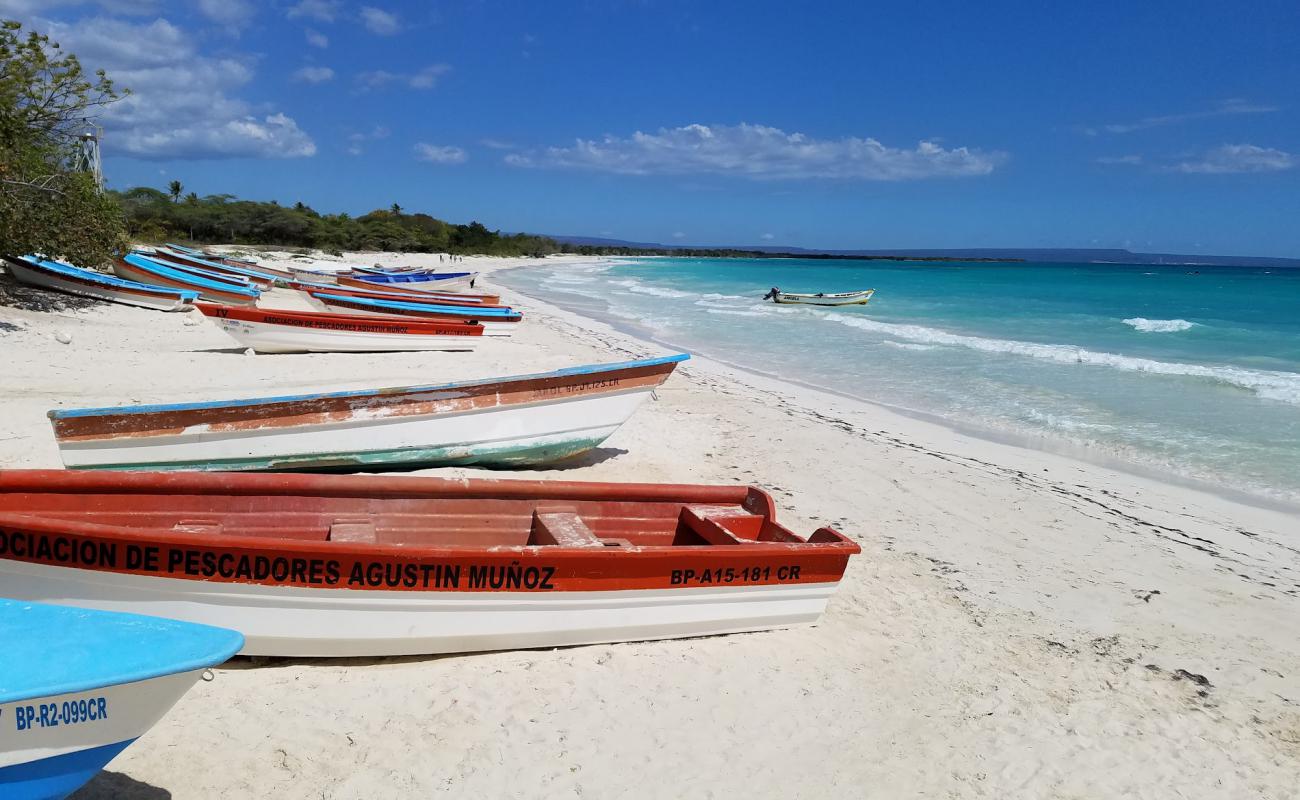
[5,260,192,312]
[205,316,481,354]
[57,385,655,470]
[0,560,841,657]
[0,669,205,790]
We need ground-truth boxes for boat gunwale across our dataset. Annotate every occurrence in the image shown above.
[48,354,689,420]
[119,254,262,299]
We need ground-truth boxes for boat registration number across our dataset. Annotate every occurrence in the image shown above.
[670,565,801,585]
[8,697,108,731]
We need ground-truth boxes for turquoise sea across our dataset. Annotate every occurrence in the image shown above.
[500,257,1300,507]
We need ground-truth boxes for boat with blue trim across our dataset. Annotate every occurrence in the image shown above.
[0,599,242,799]
[2,256,198,312]
[47,354,688,471]
[305,292,522,335]
[112,254,261,307]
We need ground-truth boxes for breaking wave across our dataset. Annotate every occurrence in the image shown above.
[1123,318,1197,333]
[819,313,1300,405]
[609,279,693,299]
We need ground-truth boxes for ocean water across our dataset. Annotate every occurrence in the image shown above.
[500,257,1300,506]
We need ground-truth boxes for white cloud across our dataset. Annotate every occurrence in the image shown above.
[480,138,516,150]
[671,231,686,239]
[305,29,328,48]
[1087,99,1278,136]
[360,6,400,35]
[504,123,1004,180]
[194,0,255,30]
[1170,144,1295,174]
[286,0,339,22]
[292,65,334,83]
[345,125,389,155]
[356,63,449,90]
[759,232,775,240]
[414,143,468,164]
[1095,154,1143,165]
[38,16,315,160]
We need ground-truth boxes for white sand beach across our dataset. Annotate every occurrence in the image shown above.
[2,252,1298,798]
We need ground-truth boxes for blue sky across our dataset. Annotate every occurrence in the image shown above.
[7,0,1299,256]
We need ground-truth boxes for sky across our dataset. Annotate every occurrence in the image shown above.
[5,0,1299,257]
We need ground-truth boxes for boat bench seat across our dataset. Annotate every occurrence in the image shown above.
[674,506,754,546]
[528,511,604,548]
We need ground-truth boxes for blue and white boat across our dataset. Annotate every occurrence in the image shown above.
[306,291,522,335]
[113,254,261,306]
[2,256,198,312]
[347,270,477,291]
[0,599,242,800]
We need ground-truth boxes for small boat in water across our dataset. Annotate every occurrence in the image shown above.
[113,254,261,307]
[763,288,875,306]
[0,598,242,799]
[195,302,483,354]
[0,470,859,657]
[47,354,687,471]
[2,256,198,312]
[307,291,522,335]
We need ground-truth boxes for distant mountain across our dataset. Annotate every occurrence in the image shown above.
[546,235,1300,268]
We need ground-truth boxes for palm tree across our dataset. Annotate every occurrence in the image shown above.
[390,203,402,215]
[168,180,183,203]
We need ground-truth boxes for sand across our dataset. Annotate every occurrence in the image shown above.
[2,250,1297,799]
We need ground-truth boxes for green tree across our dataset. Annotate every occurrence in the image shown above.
[167,179,182,202]
[390,203,402,215]
[0,19,128,266]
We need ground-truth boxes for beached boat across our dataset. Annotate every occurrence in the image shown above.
[289,279,503,307]
[764,289,875,306]
[47,354,687,471]
[149,248,283,289]
[2,256,198,312]
[349,271,477,291]
[0,598,242,799]
[113,254,261,307]
[288,266,342,284]
[195,302,483,354]
[0,470,859,657]
[307,292,522,335]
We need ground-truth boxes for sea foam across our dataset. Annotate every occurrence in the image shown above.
[819,312,1300,405]
[1123,318,1196,333]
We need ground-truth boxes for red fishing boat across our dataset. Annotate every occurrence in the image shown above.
[0,470,859,657]
[194,302,483,353]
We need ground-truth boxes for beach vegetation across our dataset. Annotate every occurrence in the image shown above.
[113,186,559,256]
[0,19,128,266]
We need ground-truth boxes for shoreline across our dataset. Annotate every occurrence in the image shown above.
[495,261,1300,516]
[3,251,1298,797]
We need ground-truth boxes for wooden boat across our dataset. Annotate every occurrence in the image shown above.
[113,254,261,307]
[349,271,477,291]
[292,279,502,307]
[288,266,345,283]
[195,302,482,354]
[2,256,197,312]
[334,274,498,303]
[766,289,875,307]
[47,354,687,472]
[0,598,241,798]
[149,248,283,289]
[307,292,521,336]
[0,470,859,657]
